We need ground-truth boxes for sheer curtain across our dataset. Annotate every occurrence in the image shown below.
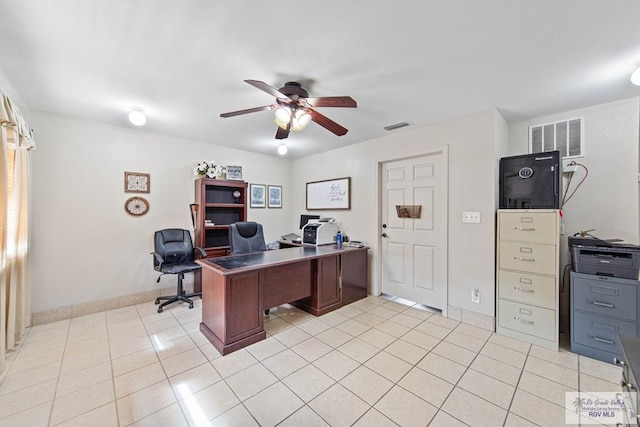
[0,91,35,377]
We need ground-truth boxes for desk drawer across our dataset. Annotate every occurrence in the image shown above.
[498,270,556,309]
[498,299,555,341]
[573,311,636,354]
[498,211,558,244]
[572,275,637,321]
[499,242,557,275]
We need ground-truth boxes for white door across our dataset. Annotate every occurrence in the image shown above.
[380,153,447,309]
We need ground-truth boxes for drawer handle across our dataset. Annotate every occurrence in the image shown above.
[614,357,626,367]
[588,300,615,309]
[514,227,536,231]
[621,379,636,390]
[514,287,534,294]
[590,335,615,345]
[515,317,534,325]
[514,257,535,262]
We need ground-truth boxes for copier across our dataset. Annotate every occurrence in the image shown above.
[569,236,640,280]
[302,218,338,246]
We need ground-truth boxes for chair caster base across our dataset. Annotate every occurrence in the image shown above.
[157,306,163,313]
[189,303,194,309]
[155,299,160,305]
[264,309,270,315]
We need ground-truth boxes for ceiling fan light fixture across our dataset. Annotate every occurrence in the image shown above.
[128,107,146,126]
[277,143,288,155]
[274,107,291,129]
[631,64,640,86]
[291,110,311,131]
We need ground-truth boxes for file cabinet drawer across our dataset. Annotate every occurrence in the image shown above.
[498,211,558,244]
[499,242,557,275]
[498,299,556,341]
[573,275,637,321]
[498,270,556,309]
[573,311,636,354]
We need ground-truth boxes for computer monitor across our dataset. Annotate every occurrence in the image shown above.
[300,214,320,229]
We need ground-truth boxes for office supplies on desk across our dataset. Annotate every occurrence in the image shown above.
[302,217,338,245]
[281,233,301,241]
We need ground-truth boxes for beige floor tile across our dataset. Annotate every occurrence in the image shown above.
[170,362,222,396]
[0,401,51,427]
[130,402,188,426]
[143,315,181,333]
[109,325,148,343]
[524,355,578,388]
[117,380,177,425]
[244,381,305,426]
[338,337,379,364]
[517,371,576,405]
[414,321,452,340]
[112,347,159,377]
[315,326,354,349]
[60,346,111,375]
[470,354,523,386]
[245,336,287,360]
[353,408,397,426]
[50,379,115,425]
[340,365,393,405]
[177,382,235,425]
[442,387,507,427]
[148,325,189,346]
[381,299,413,311]
[296,318,332,335]
[199,342,223,362]
[0,378,56,419]
[7,347,64,375]
[160,346,207,377]
[444,330,485,352]
[273,326,312,347]
[374,319,411,338]
[457,369,515,409]
[313,350,360,381]
[110,334,154,359]
[264,317,293,335]
[55,402,118,427]
[210,348,257,378]
[153,335,197,360]
[579,355,622,384]
[283,364,335,402]
[375,385,438,427]
[580,372,621,394]
[429,410,470,426]
[364,351,412,382]
[481,342,527,369]
[384,338,428,365]
[369,305,398,320]
[403,306,436,320]
[417,353,467,385]
[432,341,477,366]
[358,328,396,349]
[488,333,532,354]
[291,336,333,362]
[115,361,167,398]
[398,366,454,407]
[529,345,578,370]
[510,389,571,427]
[15,334,65,357]
[0,360,60,396]
[401,329,441,351]
[279,405,330,426]
[56,361,112,397]
[388,312,423,328]
[262,348,308,379]
[226,363,279,401]
[427,314,460,329]
[504,412,539,427]
[316,310,350,327]
[335,318,372,337]
[454,322,493,341]
[210,403,259,427]
[309,383,369,427]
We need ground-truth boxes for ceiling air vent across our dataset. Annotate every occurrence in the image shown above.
[383,121,410,131]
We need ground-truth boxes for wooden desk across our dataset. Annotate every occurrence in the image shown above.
[197,245,367,355]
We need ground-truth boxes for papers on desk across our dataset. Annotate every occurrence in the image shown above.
[281,233,301,241]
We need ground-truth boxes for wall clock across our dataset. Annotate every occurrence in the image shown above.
[125,196,149,216]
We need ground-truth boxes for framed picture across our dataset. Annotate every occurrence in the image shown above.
[250,183,266,208]
[306,177,351,210]
[124,172,150,193]
[268,185,282,208]
[226,165,243,180]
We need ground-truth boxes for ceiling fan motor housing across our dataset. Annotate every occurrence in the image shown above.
[278,81,309,100]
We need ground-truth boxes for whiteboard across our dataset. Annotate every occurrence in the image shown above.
[306,177,351,210]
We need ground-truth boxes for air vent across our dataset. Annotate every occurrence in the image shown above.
[383,121,410,131]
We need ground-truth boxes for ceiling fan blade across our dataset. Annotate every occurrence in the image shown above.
[220,105,276,118]
[304,96,357,108]
[275,125,290,139]
[309,109,348,136]
[244,80,291,101]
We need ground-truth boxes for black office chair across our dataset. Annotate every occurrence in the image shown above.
[152,228,206,313]
[229,221,267,254]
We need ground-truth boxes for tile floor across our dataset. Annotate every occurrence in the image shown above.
[0,295,624,426]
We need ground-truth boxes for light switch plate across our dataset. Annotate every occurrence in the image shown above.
[462,212,481,223]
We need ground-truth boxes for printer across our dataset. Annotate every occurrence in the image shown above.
[569,236,640,280]
[302,218,338,246]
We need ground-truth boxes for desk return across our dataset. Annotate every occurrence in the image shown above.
[197,245,368,355]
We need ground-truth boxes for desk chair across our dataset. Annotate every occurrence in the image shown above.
[229,221,267,254]
[152,228,206,313]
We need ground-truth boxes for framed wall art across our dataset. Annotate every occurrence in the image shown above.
[268,185,282,208]
[306,177,351,210]
[124,172,150,193]
[250,183,266,208]
[226,165,243,180]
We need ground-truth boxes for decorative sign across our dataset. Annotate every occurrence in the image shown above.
[396,205,422,218]
[226,166,243,180]
[124,172,150,193]
[306,177,351,210]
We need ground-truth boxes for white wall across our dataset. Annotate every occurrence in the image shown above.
[293,109,508,319]
[27,111,293,313]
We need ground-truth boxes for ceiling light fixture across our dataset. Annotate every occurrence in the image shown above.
[277,143,288,155]
[274,107,311,132]
[631,64,640,86]
[128,107,147,126]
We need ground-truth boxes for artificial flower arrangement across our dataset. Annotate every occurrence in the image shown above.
[194,161,225,178]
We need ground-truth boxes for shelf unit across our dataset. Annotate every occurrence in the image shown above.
[194,178,248,258]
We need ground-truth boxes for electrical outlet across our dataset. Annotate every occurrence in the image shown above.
[560,224,565,235]
[471,288,480,304]
[463,212,481,223]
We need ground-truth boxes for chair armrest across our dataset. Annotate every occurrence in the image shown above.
[194,247,207,258]
[152,251,165,264]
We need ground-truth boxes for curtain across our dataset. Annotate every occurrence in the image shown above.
[0,90,35,377]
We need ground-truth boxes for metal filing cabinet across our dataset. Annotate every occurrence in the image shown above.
[496,209,561,350]
[571,272,639,363]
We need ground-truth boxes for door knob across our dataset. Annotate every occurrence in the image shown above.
[381,233,388,238]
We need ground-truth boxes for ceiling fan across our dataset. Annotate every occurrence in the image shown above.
[220,80,357,140]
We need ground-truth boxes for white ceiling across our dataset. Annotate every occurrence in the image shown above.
[1,1,640,159]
